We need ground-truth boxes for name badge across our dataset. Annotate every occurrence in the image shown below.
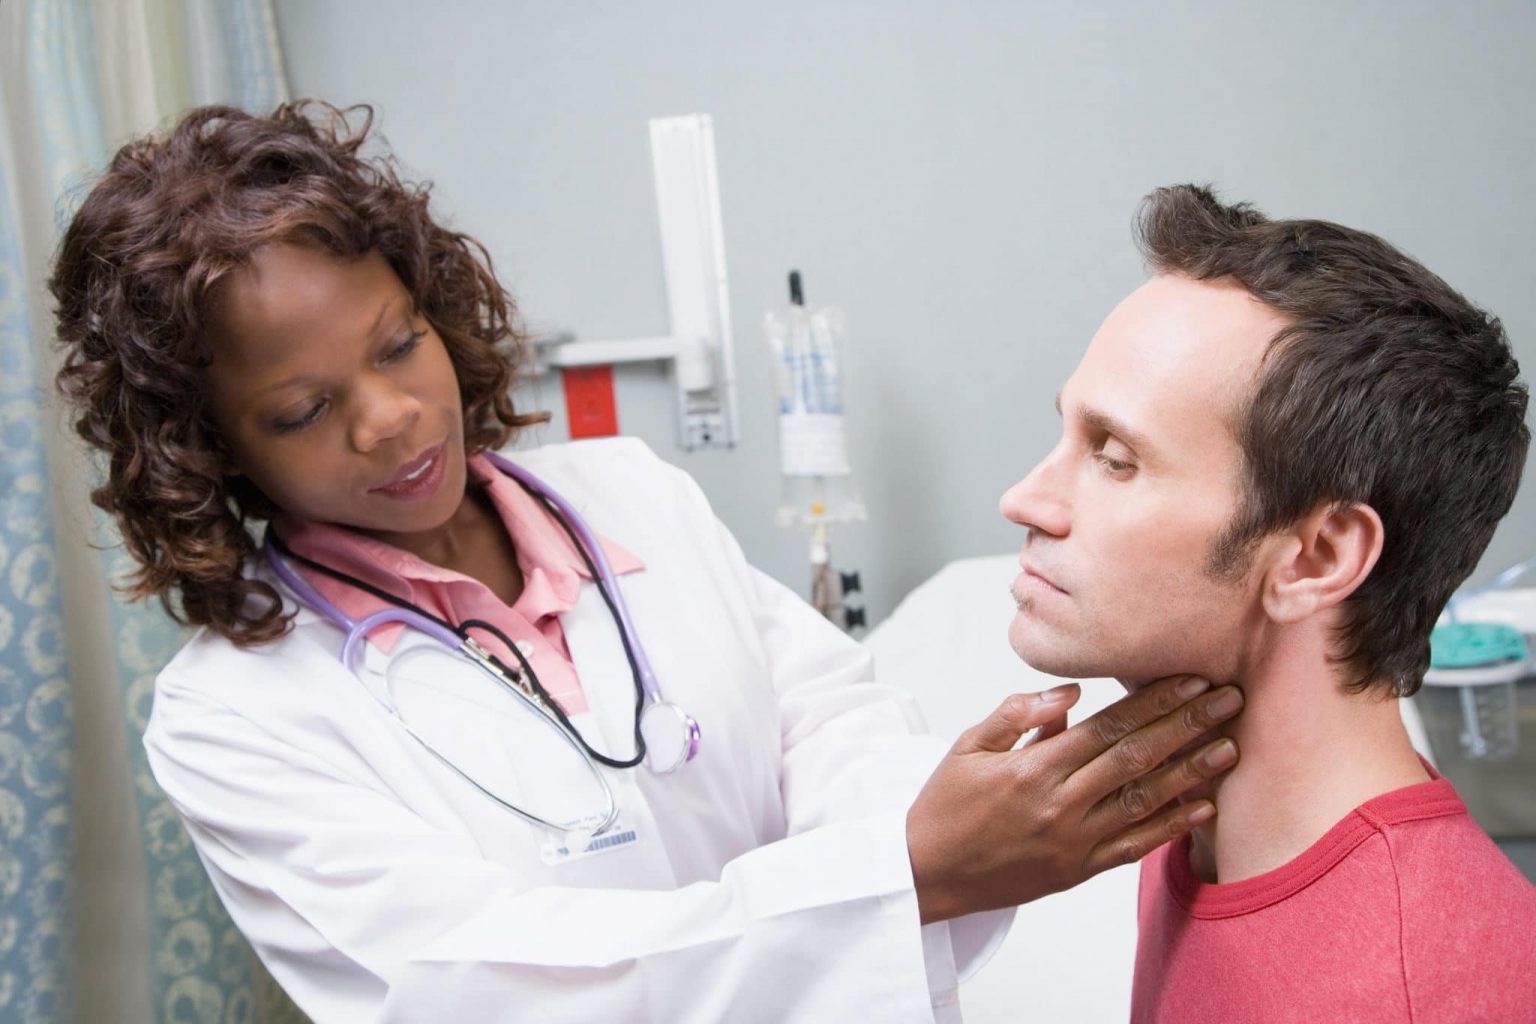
[537,710,643,865]
[540,819,642,866]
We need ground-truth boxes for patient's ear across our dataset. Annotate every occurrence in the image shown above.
[1262,502,1383,624]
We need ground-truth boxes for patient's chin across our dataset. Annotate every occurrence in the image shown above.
[1008,621,1155,684]
[1010,616,1196,691]
[1008,629,1111,680]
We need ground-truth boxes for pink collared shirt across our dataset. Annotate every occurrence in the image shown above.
[276,452,644,715]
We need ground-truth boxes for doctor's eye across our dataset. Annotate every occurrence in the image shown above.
[383,328,426,364]
[275,399,329,434]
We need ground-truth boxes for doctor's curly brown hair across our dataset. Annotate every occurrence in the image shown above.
[52,101,545,646]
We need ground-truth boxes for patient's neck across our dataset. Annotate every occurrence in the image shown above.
[1187,624,1429,884]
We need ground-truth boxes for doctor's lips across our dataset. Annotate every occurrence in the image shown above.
[371,441,448,500]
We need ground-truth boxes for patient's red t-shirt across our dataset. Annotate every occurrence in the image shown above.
[1132,770,1536,1023]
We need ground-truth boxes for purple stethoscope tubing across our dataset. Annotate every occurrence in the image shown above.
[482,451,701,770]
[480,451,661,698]
[265,547,463,658]
[262,451,699,795]
[267,537,623,835]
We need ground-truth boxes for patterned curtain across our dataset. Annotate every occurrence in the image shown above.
[0,100,79,1024]
[2,2,307,1021]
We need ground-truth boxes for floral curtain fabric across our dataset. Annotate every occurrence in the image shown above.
[2,2,302,1020]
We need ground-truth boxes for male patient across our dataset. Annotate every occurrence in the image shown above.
[1001,184,1536,1022]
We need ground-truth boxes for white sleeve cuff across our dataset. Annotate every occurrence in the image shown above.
[920,905,1015,1018]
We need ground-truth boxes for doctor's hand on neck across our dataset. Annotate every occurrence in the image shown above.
[905,673,1242,924]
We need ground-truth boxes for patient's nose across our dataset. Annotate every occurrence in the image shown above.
[1000,448,1071,538]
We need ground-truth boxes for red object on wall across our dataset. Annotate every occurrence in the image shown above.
[562,365,619,439]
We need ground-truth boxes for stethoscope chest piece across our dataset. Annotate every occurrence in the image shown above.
[640,701,701,774]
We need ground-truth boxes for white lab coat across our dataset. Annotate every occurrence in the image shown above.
[145,437,1010,1023]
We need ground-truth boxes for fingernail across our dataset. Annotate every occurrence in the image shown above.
[1176,676,1211,700]
[1189,802,1216,825]
[1038,684,1075,704]
[1208,688,1244,719]
[1202,740,1238,771]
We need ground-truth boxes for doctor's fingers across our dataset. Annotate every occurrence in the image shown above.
[952,684,1082,754]
[1051,681,1244,801]
[1078,736,1239,841]
[1083,797,1218,878]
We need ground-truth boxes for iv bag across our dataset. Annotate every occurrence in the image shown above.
[766,273,866,528]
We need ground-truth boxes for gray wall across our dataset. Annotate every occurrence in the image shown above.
[273,0,1536,626]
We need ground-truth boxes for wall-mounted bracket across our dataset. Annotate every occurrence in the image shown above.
[532,114,738,451]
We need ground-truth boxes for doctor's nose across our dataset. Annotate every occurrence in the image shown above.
[349,377,421,453]
[999,446,1071,539]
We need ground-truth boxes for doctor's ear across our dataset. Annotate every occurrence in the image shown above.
[1261,501,1384,624]
[207,431,245,479]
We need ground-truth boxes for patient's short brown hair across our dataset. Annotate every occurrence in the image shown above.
[1137,184,1528,696]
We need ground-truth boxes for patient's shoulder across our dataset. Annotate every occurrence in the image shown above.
[1390,810,1536,1016]
[1386,805,1533,902]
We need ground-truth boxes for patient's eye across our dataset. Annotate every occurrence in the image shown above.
[1093,440,1137,478]
[1094,453,1133,474]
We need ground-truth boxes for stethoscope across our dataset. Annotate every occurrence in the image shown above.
[263,449,700,840]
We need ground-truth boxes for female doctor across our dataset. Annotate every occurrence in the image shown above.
[51,103,1243,1022]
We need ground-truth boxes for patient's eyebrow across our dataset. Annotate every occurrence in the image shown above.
[1056,392,1158,458]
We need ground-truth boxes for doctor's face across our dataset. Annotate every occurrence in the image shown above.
[1000,275,1290,688]
[205,244,469,539]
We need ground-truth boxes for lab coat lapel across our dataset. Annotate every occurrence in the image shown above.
[563,577,678,884]
[361,628,394,678]
[563,580,643,762]
[357,624,442,702]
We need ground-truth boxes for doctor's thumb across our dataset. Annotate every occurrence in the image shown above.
[955,685,1081,754]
